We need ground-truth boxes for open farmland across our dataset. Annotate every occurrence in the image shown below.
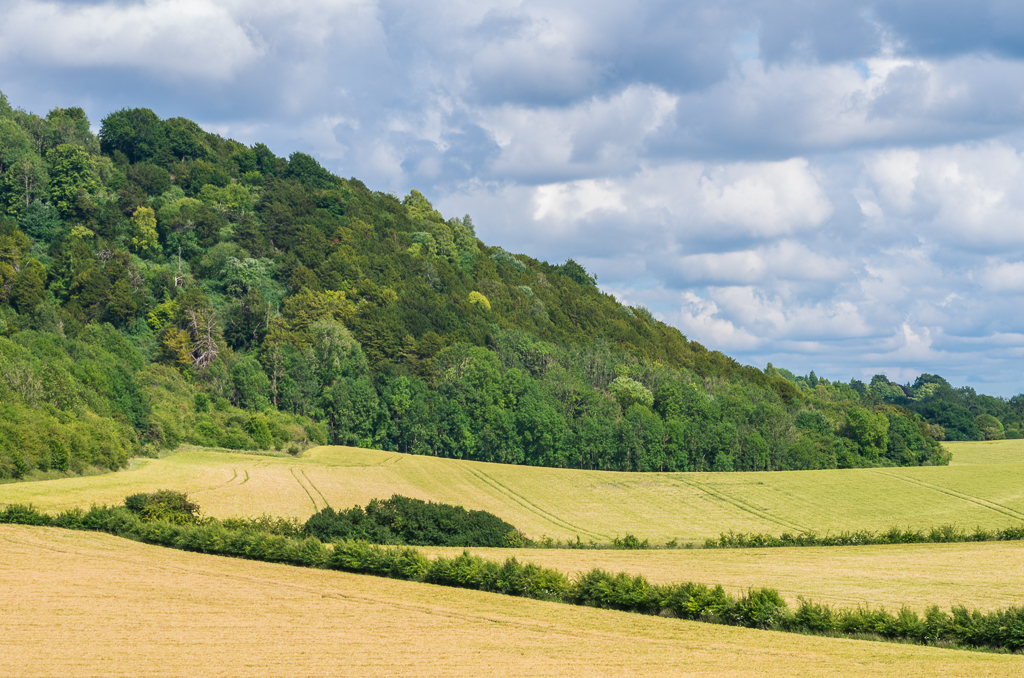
[424,540,1024,613]
[945,440,1024,466]
[1,524,1022,678]
[3,442,1024,543]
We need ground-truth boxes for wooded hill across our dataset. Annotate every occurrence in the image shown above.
[0,91,992,480]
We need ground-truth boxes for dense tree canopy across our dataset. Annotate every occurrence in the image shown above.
[2,91,1004,481]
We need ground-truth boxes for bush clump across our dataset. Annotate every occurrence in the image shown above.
[124,489,201,524]
[304,494,521,547]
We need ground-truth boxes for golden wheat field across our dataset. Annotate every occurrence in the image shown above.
[1,524,1022,678]
[3,441,1024,543]
[423,540,1024,613]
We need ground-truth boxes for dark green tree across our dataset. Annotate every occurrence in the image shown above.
[99,108,165,163]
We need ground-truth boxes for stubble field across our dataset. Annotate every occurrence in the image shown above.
[2,524,1022,678]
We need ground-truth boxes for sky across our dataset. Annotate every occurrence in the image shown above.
[3,0,1024,395]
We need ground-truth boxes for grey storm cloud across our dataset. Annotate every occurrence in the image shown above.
[4,0,1024,393]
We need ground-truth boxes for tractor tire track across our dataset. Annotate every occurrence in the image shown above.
[672,477,808,533]
[290,467,321,511]
[301,469,330,509]
[870,470,1024,522]
[463,466,606,540]
[193,468,246,496]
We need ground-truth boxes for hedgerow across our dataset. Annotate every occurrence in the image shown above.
[706,524,1024,549]
[3,501,1023,653]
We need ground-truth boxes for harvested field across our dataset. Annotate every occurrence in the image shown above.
[424,540,1024,613]
[4,442,1024,543]
[1,525,1022,678]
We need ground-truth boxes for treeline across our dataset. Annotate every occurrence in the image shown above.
[3,502,1022,652]
[776,369,1024,442]
[0,91,972,480]
[0,323,325,479]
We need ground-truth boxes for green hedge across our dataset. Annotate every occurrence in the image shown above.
[4,502,1023,653]
[707,524,1024,549]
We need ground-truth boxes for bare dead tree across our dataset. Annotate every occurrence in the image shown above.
[188,308,218,369]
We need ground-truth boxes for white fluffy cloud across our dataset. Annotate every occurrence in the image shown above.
[0,0,264,79]
[5,0,1024,393]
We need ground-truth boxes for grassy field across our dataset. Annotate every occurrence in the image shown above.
[945,439,1024,465]
[4,441,1024,543]
[424,540,1024,613]
[2,524,1022,678]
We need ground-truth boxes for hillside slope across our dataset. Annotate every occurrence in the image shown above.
[0,92,967,479]
[5,443,1023,541]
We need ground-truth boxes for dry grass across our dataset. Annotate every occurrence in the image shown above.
[4,442,1024,544]
[1,524,1021,678]
[423,540,1024,613]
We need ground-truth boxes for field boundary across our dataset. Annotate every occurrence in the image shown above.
[3,505,1023,654]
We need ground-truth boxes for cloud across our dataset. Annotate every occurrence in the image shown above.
[674,241,847,285]
[5,0,1024,394]
[978,260,1024,292]
[669,292,762,351]
[510,157,833,253]
[862,141,1024,250]
[696,159,834,235]
[0,0,263,80]
[478,84,677,182]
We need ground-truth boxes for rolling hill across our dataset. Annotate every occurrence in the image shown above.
[4,441,1022,543]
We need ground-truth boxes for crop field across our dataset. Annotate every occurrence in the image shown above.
[2,525,1022,678]
[3,442,1024,543]
[424,540,1024,613]
[945,439,1024,466]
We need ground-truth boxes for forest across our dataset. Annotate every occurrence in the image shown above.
[1,90,1014,481]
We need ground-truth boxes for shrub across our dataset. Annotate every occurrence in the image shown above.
[0,503,52,526]
[124,490,201,524]
[612,534,649,549]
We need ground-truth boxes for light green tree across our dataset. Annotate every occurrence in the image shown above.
[46,144,98,218]
[0,118,31,173]
[130,206,159,253]
[609,376,654,413]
